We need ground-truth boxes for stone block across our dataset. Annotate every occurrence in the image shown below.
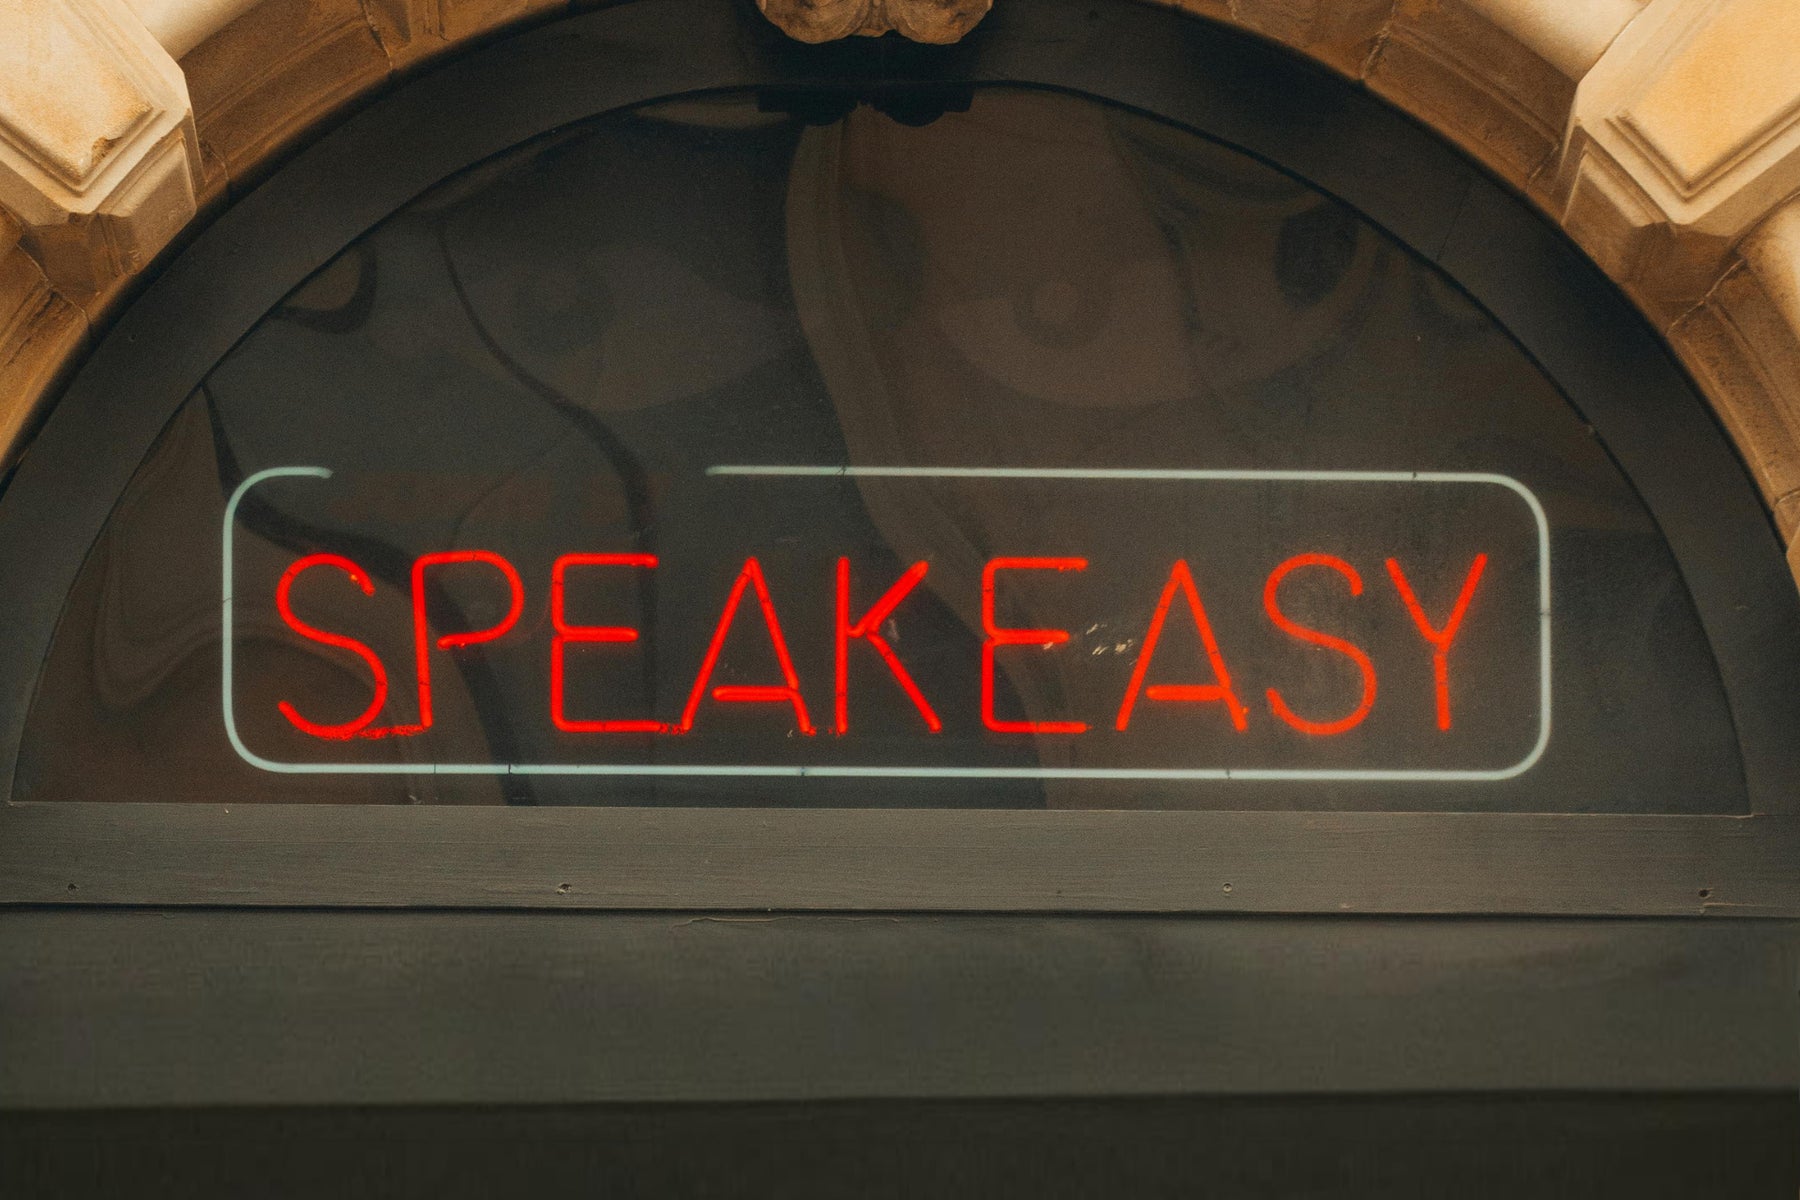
[181,0,390,191]
[1559,144,1666,287]
[1558,0,1800,304]
[124,0,265,58]
[1365,0,1586,190]
[1665,199,1800,543]
[1224,0,1393,80]
[0,0,199,295]
[0,246,91,471]
[362,0,570,72]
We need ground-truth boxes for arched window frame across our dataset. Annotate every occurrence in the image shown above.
[0,0,1796,917]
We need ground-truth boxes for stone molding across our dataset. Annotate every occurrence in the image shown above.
[0,0,200,297]
[122,0,264,59]
[1556,0,1800,315]
[757,0,994,44]
[2,0,1800,583]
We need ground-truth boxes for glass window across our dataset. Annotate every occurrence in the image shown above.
[9,87,1752,812]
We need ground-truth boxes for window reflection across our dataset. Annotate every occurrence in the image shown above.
[13,88,1744,812]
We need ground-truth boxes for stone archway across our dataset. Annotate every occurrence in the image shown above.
[4,0,1800,579]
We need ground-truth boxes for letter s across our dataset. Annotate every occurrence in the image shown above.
[1263,553,1377,737]
[274,553,391,739]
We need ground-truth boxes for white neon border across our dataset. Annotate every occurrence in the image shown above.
[223,465,1551,781]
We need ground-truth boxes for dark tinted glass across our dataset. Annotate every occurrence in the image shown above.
[13,87,1744,811]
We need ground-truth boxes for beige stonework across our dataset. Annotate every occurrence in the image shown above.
[0,0,564,460]
[182,0,570,207]
[1668,197,1800,538]
[122,0,262,58]
[1556,0,1800,317]
[1163,0,1391,79]
[2,0,1800,585]
[181,0,391,201]
[0,0,200,296]
[0,241,89,467]
[758,0,993,44]
[360,0,568,70]
[1366,0,1605,190]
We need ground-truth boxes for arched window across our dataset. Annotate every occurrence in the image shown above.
[1,0,1796,912]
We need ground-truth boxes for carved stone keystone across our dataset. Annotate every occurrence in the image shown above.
[756,0,992,45]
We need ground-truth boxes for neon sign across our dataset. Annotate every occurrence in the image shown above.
[223,465,1549,781]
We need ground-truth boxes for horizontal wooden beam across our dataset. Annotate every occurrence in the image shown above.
[4,802,1797,916]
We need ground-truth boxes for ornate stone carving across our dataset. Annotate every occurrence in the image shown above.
[0,0,199,295]
[756,0,993,45]
[1557,0,1800,311]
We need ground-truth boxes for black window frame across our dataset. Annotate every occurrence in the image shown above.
[2,0,1798,917]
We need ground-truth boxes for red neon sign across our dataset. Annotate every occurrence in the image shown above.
[836,559,942,734]
[272,549,1496,741]
[1115,559,1248,733]
[981,557,1089,735]
[551,553,666,734]
[1263,553,1377,736]
[273,553,390,740]
[678,556,816,735]
[1386,554,1488,731]
[242,467,1545,780]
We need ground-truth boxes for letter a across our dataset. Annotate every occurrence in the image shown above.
[679,557,816,735]
[1116,560,1248,732]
